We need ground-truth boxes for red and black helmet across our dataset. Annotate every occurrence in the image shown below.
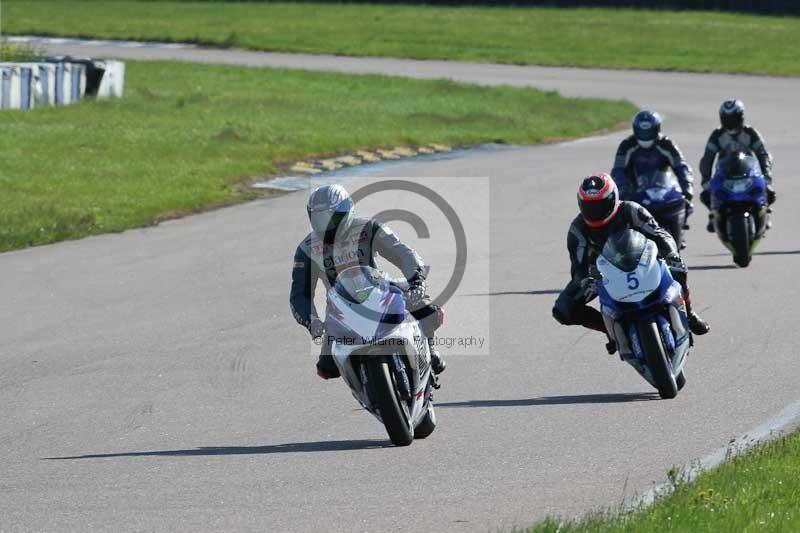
[577,173,620,228]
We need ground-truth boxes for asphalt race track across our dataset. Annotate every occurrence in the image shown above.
[2,40,800,531]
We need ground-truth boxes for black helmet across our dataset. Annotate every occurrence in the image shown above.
[578,173,620,228]
[719,99,745,133]
[307,184,354,239]
[632,110,662,148]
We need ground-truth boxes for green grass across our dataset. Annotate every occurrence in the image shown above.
[0,41,42,61]
[0,60,633,252]
[528,430,800,532]
[4,1,800,75]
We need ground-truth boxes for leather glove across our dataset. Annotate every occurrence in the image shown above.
[665,252,686,273]
[308,317,325,338]
[766,184,776,205]
[700,190,711,208]
[580,277,598,301]
[406,277,427,310]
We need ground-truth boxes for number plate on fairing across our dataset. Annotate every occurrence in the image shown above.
[597,240,662,303]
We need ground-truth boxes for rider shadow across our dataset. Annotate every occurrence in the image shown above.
[755,249,800,256]
[690,264,738,271]
[699,250,800,258]
[43,439,392,460]
[464,289,561,297]
[437,392,660,409]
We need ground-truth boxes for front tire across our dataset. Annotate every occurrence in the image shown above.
[730,213,752,268]
[676,370,686,391]
[414,403,437,439]
[637,320,678,399]
[366,359,413,446]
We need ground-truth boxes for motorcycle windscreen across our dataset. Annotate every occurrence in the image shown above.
[598,239,662,303]
[328,266,407,342]
[635,169,683,204]
[600,230,647,272]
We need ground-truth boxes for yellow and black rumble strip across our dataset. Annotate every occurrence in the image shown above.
[290,144,452,174]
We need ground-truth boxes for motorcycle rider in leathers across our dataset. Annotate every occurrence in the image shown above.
[552,173,710,352]
[290,184,446,379]
[699,99,776,231]
[611,110,695,247]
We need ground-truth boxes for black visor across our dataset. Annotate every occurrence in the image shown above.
[308,197,353,235]
[721,112,744,131]
[580,190,617,224]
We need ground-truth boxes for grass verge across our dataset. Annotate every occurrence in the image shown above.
[0,41,41,61]
[0,60,634,252]
[528,429,800,532]
[4,1,800,75]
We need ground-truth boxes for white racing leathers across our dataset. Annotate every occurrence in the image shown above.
[290,217,425,329]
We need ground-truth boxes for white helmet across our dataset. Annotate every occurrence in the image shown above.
[307,184,354,238]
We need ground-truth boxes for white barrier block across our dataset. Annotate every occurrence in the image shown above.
[62,63,73,106]
[9,67,22,109]
[97,60,125,98]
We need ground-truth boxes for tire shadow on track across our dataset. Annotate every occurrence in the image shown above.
[43,439,392,460]
[463,289,562,297]
[437,392,659,409]
[690,264,738,270]
[698,249,800,258]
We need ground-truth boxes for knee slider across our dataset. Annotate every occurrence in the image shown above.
[552,305,574,325]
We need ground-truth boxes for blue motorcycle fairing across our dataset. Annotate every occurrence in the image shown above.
[710,164,767,211]
[599,261,687,359]
[598,261,675,319]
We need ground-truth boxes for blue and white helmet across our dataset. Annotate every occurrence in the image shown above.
[632,110,662,148]
[307,184,354,238]
[719,99,745,133]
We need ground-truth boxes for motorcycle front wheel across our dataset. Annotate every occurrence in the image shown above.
[366,358,413,446]
[729,212,752,268]
[414,403,437,439]
[637,319,678,399]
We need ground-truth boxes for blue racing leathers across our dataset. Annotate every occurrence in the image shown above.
[611,135,694,201]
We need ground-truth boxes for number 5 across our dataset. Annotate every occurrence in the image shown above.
[627,272,639,290]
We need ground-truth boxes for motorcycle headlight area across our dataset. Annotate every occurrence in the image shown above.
[723,177,754,193]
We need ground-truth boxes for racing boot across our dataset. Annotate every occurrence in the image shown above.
[428,339,446,375]
[605,339,617,355]
[706,213,715,233]
[687,306,710,336]
[316,352,341,380]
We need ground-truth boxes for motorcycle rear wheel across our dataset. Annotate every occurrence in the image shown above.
[366,359,414,446]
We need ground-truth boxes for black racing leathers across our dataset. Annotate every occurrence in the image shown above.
[611,135,694,200]
[290,217,437,373]
[699,126,773,206]
[552,202,688,333]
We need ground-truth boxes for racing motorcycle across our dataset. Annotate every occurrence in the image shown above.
[324,265,438,446]
[629,168,688,248]
[595,230,690,399]
[710,151,769,267]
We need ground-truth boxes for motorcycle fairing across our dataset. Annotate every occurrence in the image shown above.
[597,245,690,383]
[710,155,767,210]
[631,169,685,209]
[597,240,662,304]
